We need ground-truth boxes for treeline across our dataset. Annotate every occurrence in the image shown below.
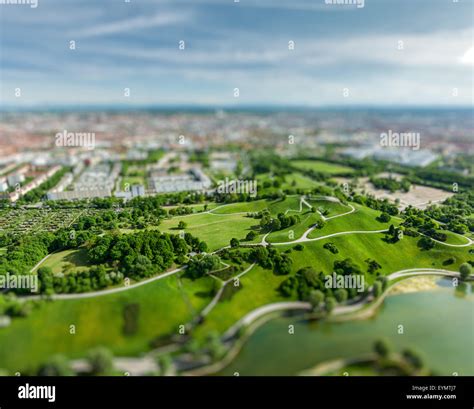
[0,229,91,277]
[370,177,411,193]
[87,230,207,279]
[403,206,457,238]
[255,210,300,232]
[37,265,124,295]
[424,192,473,233]
[352,194,399,215]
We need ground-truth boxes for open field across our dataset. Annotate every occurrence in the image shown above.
[307,204,395,239]
[159,212,259,251]
[0,273,215,373]
[256,172,320,192]
[34,248,92,275]
[163,203,219,213]
[283,235,471,286]
[292,160,354,175]
[210,200,270,215]
[307,199,352,217]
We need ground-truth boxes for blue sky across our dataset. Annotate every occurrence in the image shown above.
[0,0,473,107]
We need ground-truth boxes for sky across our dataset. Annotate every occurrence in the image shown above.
[0,0,473,107]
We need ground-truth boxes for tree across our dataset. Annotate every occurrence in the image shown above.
[325,297,336,313]
[323,242,338,254]
[309,290,325,310]
[37,355,73,376]
[178,221,187,229]
[418,236,435,250]
[459,263,472,280]
[334,288,348,303]
[365,258,382,274]
[129,255,153,278]
[246,231,257,241]
[377,212,391,223]
[403,349,424,370]
[374,339,390,359]
[197,241,208,253]
[155,353,173,376]
[207,332,226,361]
[87,347,114,375]
[372,281,383,297]
[186,254,221,279]
[230,238,240,248]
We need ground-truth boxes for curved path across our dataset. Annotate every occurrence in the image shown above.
[23,267,185,301]
[223,268,466,339]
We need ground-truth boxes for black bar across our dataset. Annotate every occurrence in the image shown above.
[0,376,472,409]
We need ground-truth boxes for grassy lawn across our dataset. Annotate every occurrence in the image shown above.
[0,273,215,373]
[210,200,270,215]
[292,160,354,175]
[283,234,471,286]
[307,199,352,217]
[159,213,260,251]
[307,204,395,239]
[267,211,322,243]
[440,231,471,246]
[35,248,92,274]
[192,265,293,339]
[163,203,219,213]
[267,196,302,215]
[256,172,319,192]
[210,197,302,216]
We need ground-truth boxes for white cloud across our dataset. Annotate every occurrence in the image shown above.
[460,47,474,66]
[71,11,192,38]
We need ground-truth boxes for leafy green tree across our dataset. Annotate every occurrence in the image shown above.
[365,258,382,274]
[207,332,226,361]
[372,281,383,297]
[377,212,391,223]
[87,347,114,375]
[374,339,390,358]
[246,231,257,241]
[418,236,435,250]
[459,263,472,280]
[402,349,424,370]
[308,290,325,310]
[230,238,240,248]
[186,254,221,279]
[155,354,173,376]
[334,288,348,303]
[37,355,73,376]
[325,297,336,313]
[178,221,187,229]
